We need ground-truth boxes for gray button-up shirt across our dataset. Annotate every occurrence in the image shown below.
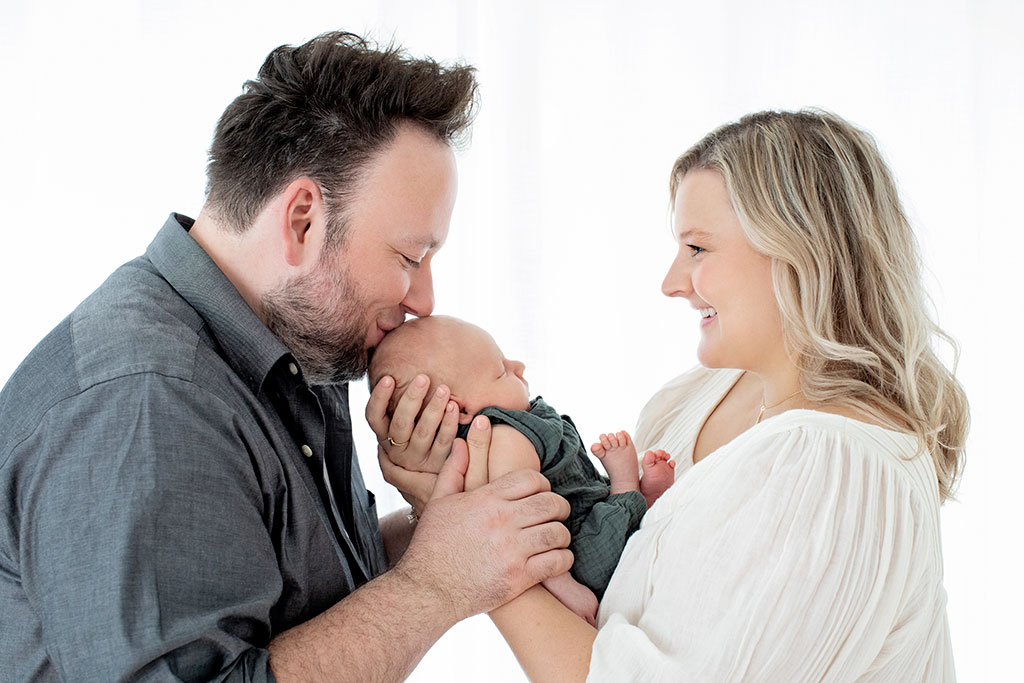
[0,214,388,681]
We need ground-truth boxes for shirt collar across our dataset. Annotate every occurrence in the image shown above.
[146,213,293,395]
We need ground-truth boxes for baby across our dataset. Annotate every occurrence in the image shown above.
[368,315,675,624]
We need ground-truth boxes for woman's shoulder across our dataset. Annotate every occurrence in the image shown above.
[638,366,741,421]
[723,410,940,506]
[654,364,739,394]
[749,410,921,460]
[646,409,940,537]
[634,366,741,449]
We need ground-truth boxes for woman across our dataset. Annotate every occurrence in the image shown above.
[375,109,968,681]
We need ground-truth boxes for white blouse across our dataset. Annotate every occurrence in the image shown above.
[590,367,954,682]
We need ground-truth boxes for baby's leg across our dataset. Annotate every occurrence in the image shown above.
[640,449,675,508]
[542,572,598,626]
[590,430,640,495]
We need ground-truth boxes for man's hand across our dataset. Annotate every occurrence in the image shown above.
[270,417,571,683]
[378,445,434,512]
[367,374,459,472]
[368,373,460,509]
[393,418,574,622]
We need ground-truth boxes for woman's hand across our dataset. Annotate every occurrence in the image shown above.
[367,373,460,506]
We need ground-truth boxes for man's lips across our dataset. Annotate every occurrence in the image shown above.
[371,318,405,345]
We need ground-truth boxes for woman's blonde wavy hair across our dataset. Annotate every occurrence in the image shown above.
[670,109,968,501]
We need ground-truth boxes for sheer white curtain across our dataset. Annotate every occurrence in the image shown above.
[1,1,1019,680]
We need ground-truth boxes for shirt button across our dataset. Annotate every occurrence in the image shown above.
[301,445,313,458]
[288,362,299,376]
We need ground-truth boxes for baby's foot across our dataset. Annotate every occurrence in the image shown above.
[590,430,640,495]
[542,573,598,626]
[640,449,675,507]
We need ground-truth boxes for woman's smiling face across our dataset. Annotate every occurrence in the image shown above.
[661,169,786,373]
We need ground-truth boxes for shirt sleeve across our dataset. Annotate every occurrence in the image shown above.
[589,424,924,681]
[15,374,280,682]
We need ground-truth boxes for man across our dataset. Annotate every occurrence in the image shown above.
[0,32,571,681]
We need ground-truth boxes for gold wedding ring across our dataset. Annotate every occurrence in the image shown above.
[387,436,410,447]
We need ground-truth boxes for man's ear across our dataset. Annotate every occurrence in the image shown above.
[279,177,324,267]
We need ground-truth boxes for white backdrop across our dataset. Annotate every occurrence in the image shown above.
[1,1,1021,680]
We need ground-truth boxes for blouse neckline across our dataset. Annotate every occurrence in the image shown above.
[688,369,917,467]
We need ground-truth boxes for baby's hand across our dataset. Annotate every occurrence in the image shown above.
[590,431,640,495]
[640,449,675,508]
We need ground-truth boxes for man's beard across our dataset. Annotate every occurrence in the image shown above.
[259,249,370,386]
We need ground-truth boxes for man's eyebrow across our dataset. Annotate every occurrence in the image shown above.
[401,236,442,251]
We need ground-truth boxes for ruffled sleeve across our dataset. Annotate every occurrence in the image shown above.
[589,418,942,681]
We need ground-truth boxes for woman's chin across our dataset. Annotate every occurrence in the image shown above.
[696,346,724,369]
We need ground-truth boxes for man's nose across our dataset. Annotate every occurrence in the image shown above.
[402,263,435,317]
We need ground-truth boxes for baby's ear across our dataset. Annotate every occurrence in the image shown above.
[450,396,475,425]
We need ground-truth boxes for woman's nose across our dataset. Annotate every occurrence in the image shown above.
[661,250,693,298]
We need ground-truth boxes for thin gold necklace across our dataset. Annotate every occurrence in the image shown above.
[755,389,803,426]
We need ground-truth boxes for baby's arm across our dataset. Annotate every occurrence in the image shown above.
[591,431,675,508]
[485,424,541,483]
[488,425,598,626]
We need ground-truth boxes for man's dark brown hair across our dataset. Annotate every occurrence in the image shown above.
[205,31,478,245]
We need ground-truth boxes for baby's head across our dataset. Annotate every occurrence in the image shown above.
[368,315,530,424]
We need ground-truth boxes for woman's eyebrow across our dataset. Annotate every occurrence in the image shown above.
[677,229,713,242]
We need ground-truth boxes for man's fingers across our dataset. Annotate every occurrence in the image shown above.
[524,548,575,585]
[407,385,451,462]
[430,437,470,501]
[365,375,395,440]
[389,374,430,445]
[519,520,571,556]
[425,400,459,471]
[378,446,435,506]
[486,468,553,501]
[510,490,570,526]
[464,414,491,450]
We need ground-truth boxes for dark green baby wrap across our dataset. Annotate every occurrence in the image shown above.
[457,397,647,599]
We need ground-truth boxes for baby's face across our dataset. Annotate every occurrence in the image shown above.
[371,316,532,422]
[448,322,531,420]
